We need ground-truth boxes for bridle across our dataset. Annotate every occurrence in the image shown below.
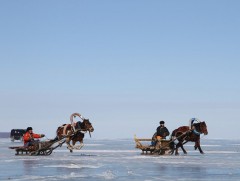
[79,120,93,137]
[69,113,94,138]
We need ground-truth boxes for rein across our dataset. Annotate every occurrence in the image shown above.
[81,121,92,138]
[160,129,192,150]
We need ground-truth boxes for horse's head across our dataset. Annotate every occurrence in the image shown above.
[70,113,94,132]
[81,119,94,132]
[200,121,208,135]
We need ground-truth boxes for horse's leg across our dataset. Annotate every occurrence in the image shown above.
[198,146,204,154]
[174,133,183,155]
[72,139,84,150]
[79,141,84,150]
[66,137,73,152]
[71,140,78,152]
[175,141,182,155]
[169,140,175,155]
[195,140,204,154]
[180,142,187,154]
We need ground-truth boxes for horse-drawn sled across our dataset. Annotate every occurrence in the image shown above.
[134,118,208,155]
[9,112,94,156]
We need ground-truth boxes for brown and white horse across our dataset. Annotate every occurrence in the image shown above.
[56,113,94,152]
[170,120,208,155]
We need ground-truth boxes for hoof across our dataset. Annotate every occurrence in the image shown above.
[67,146,73,152]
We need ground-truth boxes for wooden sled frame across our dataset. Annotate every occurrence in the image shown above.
[134,135,172,155]
[9,138,66,156]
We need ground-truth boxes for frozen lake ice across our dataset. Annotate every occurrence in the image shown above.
[1,138,240,180]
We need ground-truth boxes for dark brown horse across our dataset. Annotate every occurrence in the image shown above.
[170,121,208,155]
[56,113,94,152]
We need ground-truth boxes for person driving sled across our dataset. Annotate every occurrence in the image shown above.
[23,127,45,147]
[151,120,170,146]
[156,121,170,140]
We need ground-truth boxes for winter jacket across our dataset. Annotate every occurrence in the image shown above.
[23,131,42,145]
[156,126,170,138]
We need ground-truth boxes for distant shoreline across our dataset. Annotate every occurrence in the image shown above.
[0,132,10,138]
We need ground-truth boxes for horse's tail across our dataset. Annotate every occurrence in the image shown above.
[170,129,176,140]
[54,125,64,141]
[51,127,60,142]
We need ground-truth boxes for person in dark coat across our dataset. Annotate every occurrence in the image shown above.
[151,120,170,146]
[156,121,170,139]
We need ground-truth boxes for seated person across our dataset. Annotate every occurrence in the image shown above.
[151,132,157,146]
[151,121,170,146]
[23,127,45,147]
[156,120,170,139]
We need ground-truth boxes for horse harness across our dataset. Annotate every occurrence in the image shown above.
[60,123,83,137]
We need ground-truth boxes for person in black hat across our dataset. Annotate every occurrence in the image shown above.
[23,127,45,146]
[151,120,170,146]
[156,121,170,139]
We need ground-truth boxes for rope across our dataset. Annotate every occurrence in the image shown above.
[159,129,192,150]
[44,136,52,141]
[30,135,67,155]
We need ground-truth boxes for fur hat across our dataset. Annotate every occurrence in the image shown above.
[26,127,33,131]
[159,121,165,124]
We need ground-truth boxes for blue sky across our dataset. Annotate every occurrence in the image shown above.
[0,1,239,139]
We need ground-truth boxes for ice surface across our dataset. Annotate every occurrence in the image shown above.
[1,138,240,180]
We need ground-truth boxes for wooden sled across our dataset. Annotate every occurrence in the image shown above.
[134,135,173,155]
[9,139,66,156]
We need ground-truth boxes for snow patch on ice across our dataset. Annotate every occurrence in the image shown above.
[44,163,102,169]
[99,170,116,180]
